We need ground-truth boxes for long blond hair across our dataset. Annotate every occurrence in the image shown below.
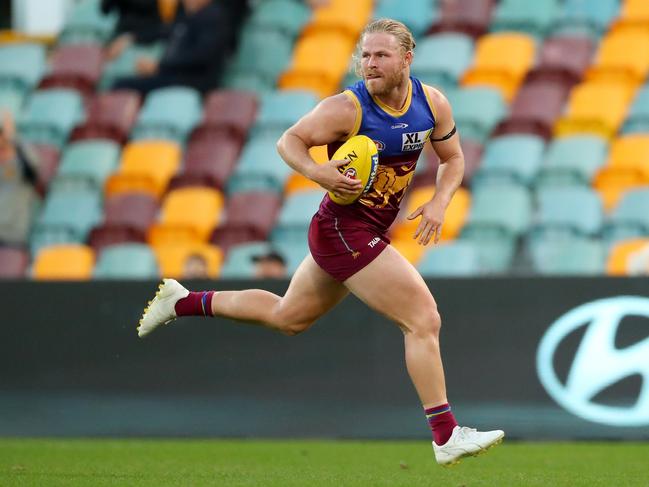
[353,18,416,76]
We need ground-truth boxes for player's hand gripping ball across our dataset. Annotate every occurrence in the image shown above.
[329,135,379,205]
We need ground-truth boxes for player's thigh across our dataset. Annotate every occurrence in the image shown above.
[277,253,349,325]
[343,245,439,331]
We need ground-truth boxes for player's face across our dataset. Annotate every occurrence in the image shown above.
[360,33,411,96]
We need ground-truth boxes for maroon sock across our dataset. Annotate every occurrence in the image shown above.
[174,291,215,317]
[425,403,458,446]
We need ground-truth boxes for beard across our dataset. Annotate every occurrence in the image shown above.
[363,68,405,96]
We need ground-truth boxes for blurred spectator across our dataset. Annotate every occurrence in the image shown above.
[252,250,287,279]
[182,252,210,279]
[112,0,233,95]
[102,0,167,60]
[0,112,41,245]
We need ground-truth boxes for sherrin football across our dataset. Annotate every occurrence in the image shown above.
[328,135,379,205]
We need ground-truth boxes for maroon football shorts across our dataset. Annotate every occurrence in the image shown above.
[308,210,389,282]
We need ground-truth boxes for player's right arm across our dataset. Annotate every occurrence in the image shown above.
[277,94,363,198]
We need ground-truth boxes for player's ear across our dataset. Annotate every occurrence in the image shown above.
[404,50,413,67]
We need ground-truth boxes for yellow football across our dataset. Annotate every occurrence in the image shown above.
[328,135,379,205]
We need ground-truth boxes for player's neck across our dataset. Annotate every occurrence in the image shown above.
[373,77,410,112]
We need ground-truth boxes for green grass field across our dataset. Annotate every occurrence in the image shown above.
[1,439,648,486]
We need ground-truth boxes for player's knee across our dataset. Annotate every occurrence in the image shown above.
[410,305,441,338]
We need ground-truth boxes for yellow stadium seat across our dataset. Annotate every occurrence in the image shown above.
[606,238,649,275]
[32,244,95,280]
[153,243,223,279]
[284,146,328,195]
[392,185,471,242]
[462,33,536,102]
[554,81,635,139]
[105,141,181,198]
[390,237,427,265]
[148,187,224,245]
[305,0,372,37]
[586,29,649,85]
[615,0,649,29]
[280,32,356,97]
[157,0,179,23]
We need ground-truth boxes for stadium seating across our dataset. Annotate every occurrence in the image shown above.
[0,246,29,278]
[201,90,258,142]
[39,44,104,95]
[551,0,620,38]
[248,0,311,39]
[219,241,275,278]
[374,0,438,38]
[586,29,649,86]
[58,0,117,45]
[94,243,159,279]
[446,87,507,143]
[411,33,474,92]
[474,134,546,187]
[253,90,318,137]
[532,186,604,239]
[52,140,121,191]
[271,191,323,244]
[99,43,165,90]
[417,241,481,276]
[622,84,649,134]
[0,184,40,246]
[153,242,223,279]
[430,0,495,39]
[537,135,608,187]
[31,244,95,280]
[603,188,649,244]
[606,238,649,275]
[528,236,606,275]
[491,0,560,38]
[228,136,294,194]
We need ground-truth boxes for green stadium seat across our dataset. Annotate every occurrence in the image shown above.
[253,90,319,136]
[18,89,85,147]
[271,191,323,243]
[536,135,608,187]
[219,241,273,278]
[270,238,309,275]
[447,87,507,143]
[417,241,481,276]
[222,71,275,96]
[228,136,294,194]
[528,236,605,275]
[52,140,121,190]
[249,0,311,38]
[551,0,620,39]
[230,27,295,87]
[0,184,40,246]
[0,86,26,117]
[411,33,474,91]
[532,186,603,239]
[603,188,649,244]
[460,184,532,272]
[132,87,202,143]
[0,43,46,92]
[474,134,545,187]
[59,0,117,44]
[491,0,560,38]
[94,243,159,279]
[30,188,102,255]
[374,0,438,38]
[622,85,649,135]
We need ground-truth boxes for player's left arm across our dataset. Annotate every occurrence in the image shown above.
[407,85,465,245]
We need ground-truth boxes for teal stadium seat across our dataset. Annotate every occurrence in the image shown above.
[461,184,532,273]
[271,191,323,244]
[536,135,608,187]
[18,89,84,147]
[131,87,202,143]
[219,241,273,278]
[30,188,102,255]
[225,27,294,90]
[228,136,294,193]
[622,85,649,135]
[94,243,159,279]
[603,189,649,244]
[532,186,603,239]
[249,0,311,39]
[447,87,507,143]
[417,241,481,277]
[491,0,560,38]
[253,90,319,137]
[53,140,121,190]
[99,43,165,90]
[474,134,545,187]
[0,43,46,116]
[528,236,605,275]
[551,0,620,39]
[411,33,474,92]
[59,0,117,44]
[374,0,438,38]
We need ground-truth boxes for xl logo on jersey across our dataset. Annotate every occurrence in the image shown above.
[401,129,432,151]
